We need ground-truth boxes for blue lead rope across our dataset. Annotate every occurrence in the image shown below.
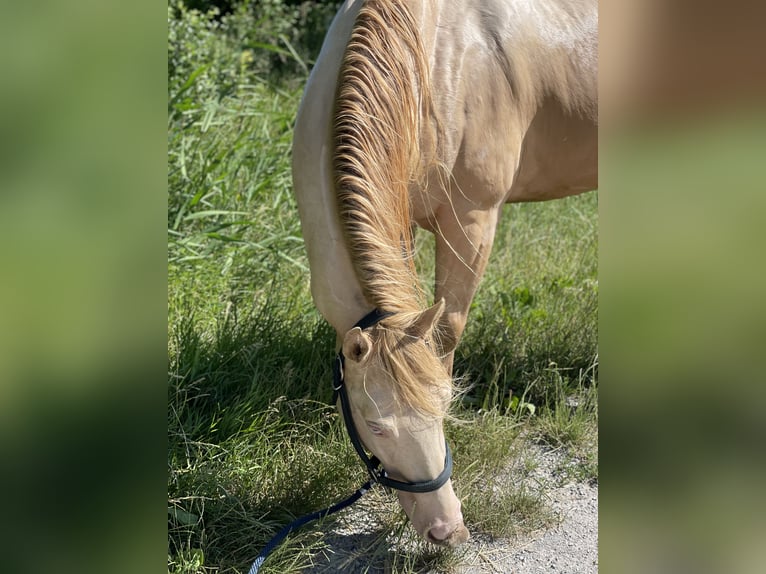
[248,479,375,574]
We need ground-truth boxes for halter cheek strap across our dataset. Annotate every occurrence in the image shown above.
[332,309,453,494]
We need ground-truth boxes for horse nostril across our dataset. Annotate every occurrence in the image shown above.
[426,522,470,547]
[426,525,454,545]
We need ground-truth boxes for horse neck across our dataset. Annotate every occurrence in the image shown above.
[292,1,372,336]
[293,0,430,335]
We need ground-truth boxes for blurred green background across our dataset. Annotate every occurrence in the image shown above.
[0,0,764,573]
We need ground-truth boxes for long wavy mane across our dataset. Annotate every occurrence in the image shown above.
[333,0,431,316]
[332,0,450,415]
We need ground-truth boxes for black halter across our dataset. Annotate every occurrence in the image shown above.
[332,309,453,494]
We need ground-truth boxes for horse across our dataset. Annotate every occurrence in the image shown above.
[292,0,597,546]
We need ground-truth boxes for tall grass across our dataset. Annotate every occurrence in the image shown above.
[168,3,597,572]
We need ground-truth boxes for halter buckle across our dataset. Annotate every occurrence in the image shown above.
[332,354,344,391]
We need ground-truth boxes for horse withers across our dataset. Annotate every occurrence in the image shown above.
[292,0,597,545]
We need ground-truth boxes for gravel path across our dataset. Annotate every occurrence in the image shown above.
[305,445,598,573]
[452,475,598,573]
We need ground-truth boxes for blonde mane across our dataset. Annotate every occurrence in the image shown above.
[333,0,430,316]
[332,0,450,415]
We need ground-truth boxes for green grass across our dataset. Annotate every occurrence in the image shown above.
[168,5,597,572]
[532,360,599,483]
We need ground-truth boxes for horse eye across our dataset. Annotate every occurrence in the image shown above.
[367,422,385,436]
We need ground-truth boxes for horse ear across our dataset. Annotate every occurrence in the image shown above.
[342,327,373,363]
[407,298,445,340]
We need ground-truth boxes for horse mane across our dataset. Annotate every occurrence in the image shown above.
[333,0,450,415]
[333,0,429,316]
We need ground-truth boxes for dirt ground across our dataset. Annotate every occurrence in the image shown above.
[451,451,598,573]
[305,445,598,573]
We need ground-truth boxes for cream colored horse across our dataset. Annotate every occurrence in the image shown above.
[292,0,597,546]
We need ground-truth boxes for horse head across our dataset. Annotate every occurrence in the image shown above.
[336,299,469,546]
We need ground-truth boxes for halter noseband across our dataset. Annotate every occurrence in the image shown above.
[332,308,453,494]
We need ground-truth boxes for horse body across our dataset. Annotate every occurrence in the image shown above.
[292,0,597,546]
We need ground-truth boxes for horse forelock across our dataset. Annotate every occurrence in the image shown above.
[332,0,433,316]
[370,319,452,418]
